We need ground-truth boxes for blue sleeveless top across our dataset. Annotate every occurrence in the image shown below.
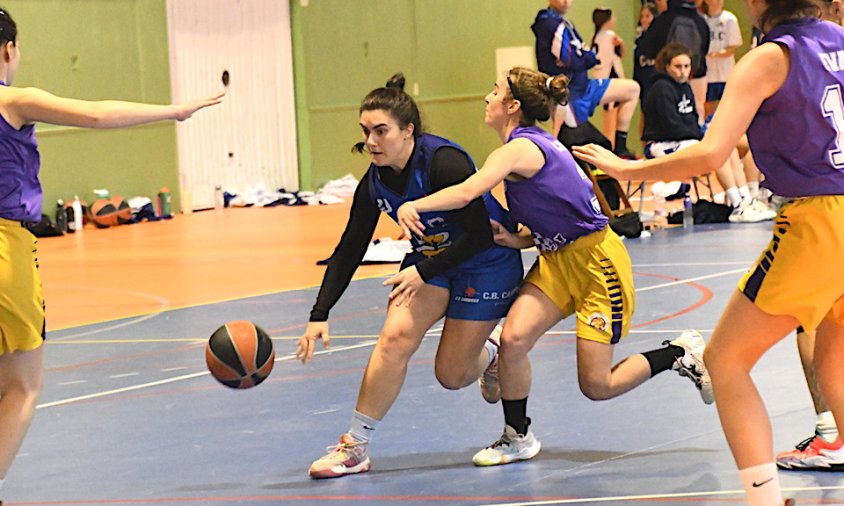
[367,133,516,268]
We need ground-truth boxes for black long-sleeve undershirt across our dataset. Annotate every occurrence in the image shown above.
[309,146,495,322]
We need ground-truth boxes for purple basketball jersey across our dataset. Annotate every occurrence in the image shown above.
[748,19,844,197]
[504,126,607,252]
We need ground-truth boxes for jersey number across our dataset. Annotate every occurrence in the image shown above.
[821,84,844,169]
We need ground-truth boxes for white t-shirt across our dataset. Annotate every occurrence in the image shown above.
[704,10,742,83]
[591,29,624,79]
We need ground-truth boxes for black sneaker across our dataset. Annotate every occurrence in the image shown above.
[614,148,638,160]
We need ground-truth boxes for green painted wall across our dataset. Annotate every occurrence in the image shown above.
[292,0,639,191]
[6,0,178,213]
[5,0,757,208]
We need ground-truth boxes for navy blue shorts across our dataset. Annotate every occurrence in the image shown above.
[404,247,523,321]
[706,82,726,102]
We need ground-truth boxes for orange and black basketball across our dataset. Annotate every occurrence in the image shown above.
[90,197,131,228]
[90,198,119,228]
[110,197,132,224]
[205,321,275,389]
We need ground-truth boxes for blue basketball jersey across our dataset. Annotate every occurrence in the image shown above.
[367,134,515,267]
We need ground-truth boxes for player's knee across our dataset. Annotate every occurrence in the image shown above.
[578,377,612,401]
[703,341,749,376]
[499,330,533,357]
[374,328,418,363]
[627,80,640,100]
[1,376,42,408]
[433,365,466,390]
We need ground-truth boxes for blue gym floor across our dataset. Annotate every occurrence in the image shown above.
[5,223,844,505]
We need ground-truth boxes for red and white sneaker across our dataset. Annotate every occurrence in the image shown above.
[479,325,502,403]
[309,434,371,479]
[776,432,844,471]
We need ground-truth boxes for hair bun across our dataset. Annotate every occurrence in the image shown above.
[386,73,406,90]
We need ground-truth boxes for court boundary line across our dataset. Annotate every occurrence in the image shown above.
[47,271,397,333]
[48,266,748,334]
[49,268,745,345]
[474,485,844,506]
[38,268,742,409]
[35,341,378,410]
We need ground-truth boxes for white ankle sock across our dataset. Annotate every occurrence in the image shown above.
[484,338,498,368]
[738,185,752,203]
[726,187,743,207]
[748,181,760,199]
[817,411,840,442]
[739,462,782,506]
[349,410,379,444]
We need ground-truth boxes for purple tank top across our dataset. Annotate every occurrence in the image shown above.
[748,19,844,197]
[0,102,41,222]
[504,126,607,252]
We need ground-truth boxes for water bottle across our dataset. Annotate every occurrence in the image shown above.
[71,196,83,231]
[55,199,67,233]
[683,195,694,228]
[157,187,172,218]
[66,201,76,233]
[214,185,224,211]
[653,194,667,229]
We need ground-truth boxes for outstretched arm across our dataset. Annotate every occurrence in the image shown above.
[396,139,541,237]
[8,87,224,128]
[573,43,788,182]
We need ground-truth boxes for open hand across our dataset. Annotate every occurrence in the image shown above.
[383,265,424,308]
[396,202,425,238]
[296,321,330,364]
[174,91,226,121]
[571,143,629,180]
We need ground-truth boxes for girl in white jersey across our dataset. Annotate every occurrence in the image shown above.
[574,1,844,504]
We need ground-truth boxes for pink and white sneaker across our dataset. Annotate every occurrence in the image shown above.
[309,434,371,479]
[776,432,844,471]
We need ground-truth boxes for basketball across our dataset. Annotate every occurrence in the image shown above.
[205,320,275,389]
[90,198,119,228]
[110,197,132,224]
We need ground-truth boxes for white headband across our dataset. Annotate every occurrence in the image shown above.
[545,76,554,90]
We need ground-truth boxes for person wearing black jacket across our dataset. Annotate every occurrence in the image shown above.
[641,0,710,121]
[642,43,702,149]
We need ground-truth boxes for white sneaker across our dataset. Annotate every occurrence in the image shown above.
[749,199,778,220]
[472,424,541,466]
[666,330,714,405]
[480,325,502,404]
[729,200,775,223]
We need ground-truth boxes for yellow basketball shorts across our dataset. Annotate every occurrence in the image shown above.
[0,217,45,356]
[739,195,844,331]
[524,227,635,344]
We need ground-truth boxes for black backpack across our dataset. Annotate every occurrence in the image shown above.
[666,16,703,74]
[24,214,64,237]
